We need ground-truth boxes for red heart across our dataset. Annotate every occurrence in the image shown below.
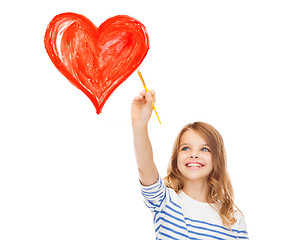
[44,12,149,114]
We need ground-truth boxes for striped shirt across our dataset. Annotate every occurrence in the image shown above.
[140,176,249,240]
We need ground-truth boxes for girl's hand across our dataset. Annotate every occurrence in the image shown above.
[131,89,156,126]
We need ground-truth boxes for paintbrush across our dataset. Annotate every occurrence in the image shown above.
[137,69,161,124]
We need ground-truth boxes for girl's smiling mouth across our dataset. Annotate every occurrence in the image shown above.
[185,162,205,168]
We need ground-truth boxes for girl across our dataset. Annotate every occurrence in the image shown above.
[131,90,248,240]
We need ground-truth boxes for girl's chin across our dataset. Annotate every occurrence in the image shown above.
[182,174,210,182]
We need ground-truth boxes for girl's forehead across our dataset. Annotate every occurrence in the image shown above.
[180,129,208,145]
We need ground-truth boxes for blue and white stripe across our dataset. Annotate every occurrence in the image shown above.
[141,177,249,240]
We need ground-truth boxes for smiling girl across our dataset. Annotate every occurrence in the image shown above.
[131,90,248,239]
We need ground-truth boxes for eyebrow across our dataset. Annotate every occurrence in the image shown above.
[179,143,209,147]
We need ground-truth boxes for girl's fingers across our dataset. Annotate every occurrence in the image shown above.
[149,89,155,96]
[136,89,156,103]
[133,94,143,102]
[139,90,146,96]
[149,89,156,103]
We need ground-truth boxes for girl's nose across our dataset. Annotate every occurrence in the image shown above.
[190,155,199,159]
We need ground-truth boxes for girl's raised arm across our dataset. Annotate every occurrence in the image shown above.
[131,90,159,186]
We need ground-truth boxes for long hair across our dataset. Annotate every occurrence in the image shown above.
[163,122,242,229]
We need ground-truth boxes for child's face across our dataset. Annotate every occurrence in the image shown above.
[177,129,213,183]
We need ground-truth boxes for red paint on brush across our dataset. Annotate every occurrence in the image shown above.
[44,12,149,114]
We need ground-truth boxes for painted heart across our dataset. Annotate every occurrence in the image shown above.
[44,12,149,114]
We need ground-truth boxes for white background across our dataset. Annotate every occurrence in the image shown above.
[1,0,301,239]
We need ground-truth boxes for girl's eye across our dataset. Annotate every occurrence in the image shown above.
[181,147,189,151]
[201,147,210,152]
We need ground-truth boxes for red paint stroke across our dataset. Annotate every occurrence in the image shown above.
[44,13,149,114]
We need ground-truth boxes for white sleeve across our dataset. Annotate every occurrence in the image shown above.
[236,215,249,239]
[140,176,168,214]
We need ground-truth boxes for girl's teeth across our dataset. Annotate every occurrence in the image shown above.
[187,163,201,167]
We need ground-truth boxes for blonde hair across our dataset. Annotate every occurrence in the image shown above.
[163,121,242,229]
